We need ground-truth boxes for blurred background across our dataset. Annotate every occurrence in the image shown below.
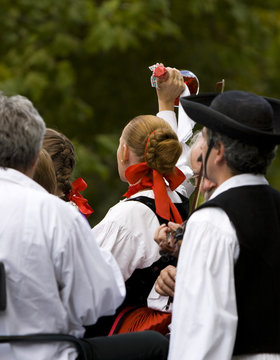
[1,0,279,225]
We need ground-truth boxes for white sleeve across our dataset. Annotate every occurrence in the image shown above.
[157,110,178,133]
[157,110,194,190]
[54,213,126,331]
[147,284,172,313]
[178,85,195,143]
[157,84,195,145]
[168,208,238,360]
[92,200,161,281]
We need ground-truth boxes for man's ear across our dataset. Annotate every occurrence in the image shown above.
[214,141,225,165]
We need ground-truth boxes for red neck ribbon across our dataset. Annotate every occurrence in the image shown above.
[67,177,94,219]
[123,162,186,224]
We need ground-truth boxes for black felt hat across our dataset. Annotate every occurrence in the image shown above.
[180,90,280,147]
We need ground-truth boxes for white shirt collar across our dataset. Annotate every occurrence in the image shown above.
[209,173,268,200]
[0,167,47,193]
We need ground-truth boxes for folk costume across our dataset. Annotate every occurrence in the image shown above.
[0,168,125,360]
[168,91,280,360]
[89,110,194,336]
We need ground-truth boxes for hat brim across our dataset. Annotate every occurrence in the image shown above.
[180,93,280,146]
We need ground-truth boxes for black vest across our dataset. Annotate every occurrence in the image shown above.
[198,185,280,355]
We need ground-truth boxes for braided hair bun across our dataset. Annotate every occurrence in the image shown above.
[145,129,182,174]
[43,128,75,198]
[122,115,182,174]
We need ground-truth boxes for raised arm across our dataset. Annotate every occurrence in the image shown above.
[155,67,194,191]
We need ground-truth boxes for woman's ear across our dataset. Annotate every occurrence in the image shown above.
[123,143,139,166]
[123,143,130,163]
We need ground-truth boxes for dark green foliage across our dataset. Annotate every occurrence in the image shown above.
[0,0,279,224]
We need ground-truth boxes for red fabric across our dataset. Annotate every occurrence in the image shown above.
[115,307,171,335]
[108,307,136,336]
[67,177,94,219]
[123,162,185,224]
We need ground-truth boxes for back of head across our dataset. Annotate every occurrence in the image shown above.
[122,115,182,174]
[43,128,75,199]
[206,128,276,175]
[0,94,45,172]
[33,148,57,194]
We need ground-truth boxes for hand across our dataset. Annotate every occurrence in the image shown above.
[154,222,182,255]
[155,265,177,297]
[156,67,185,111]
[154,224,169,246]
[166,221,183,258]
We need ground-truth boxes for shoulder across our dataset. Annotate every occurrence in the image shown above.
[94,196,159,237]
[101,193,158,223]
[92,194,160,249]
[190,205,231,227]
[180,206,239,270]
[30,187,81,218]
[29,187,90,239]
[186,206,238,248]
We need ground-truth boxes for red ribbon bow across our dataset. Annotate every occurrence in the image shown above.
[67,177,94,219]
[123,162,186,224]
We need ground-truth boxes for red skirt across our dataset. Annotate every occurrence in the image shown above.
[109,307,171,336]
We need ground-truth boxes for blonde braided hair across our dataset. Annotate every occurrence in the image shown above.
[122,115,182,174]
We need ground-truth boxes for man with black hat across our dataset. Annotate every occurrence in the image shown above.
[168,90,280,360]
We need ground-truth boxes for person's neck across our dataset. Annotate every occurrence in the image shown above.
[24,167,35,179]
[212,164,233,187]
[23,159,38,179]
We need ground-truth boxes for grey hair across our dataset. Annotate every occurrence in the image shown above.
[206,128,277,175]
[0,94,46,172]
[185,130,203,168]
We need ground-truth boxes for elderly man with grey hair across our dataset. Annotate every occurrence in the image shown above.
[0,94,168,360]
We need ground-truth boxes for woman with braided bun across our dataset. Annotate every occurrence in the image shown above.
[42,128,75,200]
[42,128,93,218]
[87,69,195,337]
[96,114,189,280]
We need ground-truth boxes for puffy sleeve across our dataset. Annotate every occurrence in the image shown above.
[92,200,161,281]
[53,209,126,334]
